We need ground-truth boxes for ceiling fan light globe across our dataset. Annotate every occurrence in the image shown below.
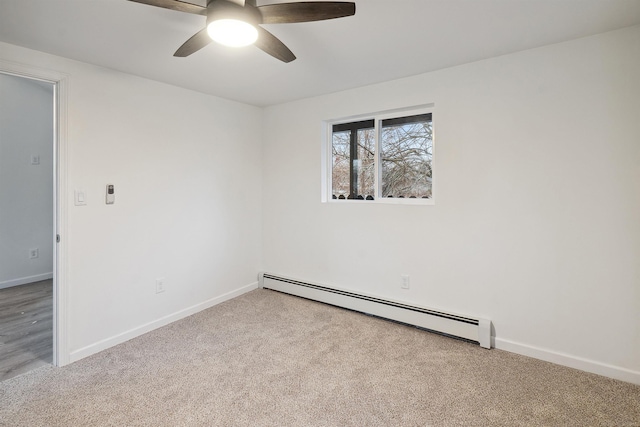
[207,19,258,47]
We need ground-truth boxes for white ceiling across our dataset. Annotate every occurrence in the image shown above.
[1,0,639,106]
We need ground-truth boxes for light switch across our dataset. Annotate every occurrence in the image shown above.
[74,190,87,206]
[31,155,40,165]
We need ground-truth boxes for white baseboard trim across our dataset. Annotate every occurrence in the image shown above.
[0,272,54,290]
[494,337,640,385]
[69,281,259,363]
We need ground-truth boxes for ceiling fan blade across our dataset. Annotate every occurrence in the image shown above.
[258,2,355,24]
[255,27,296,63]
[128,0,207,15]
[174,28,212,57]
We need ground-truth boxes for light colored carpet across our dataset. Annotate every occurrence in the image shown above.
[1,289,639,426]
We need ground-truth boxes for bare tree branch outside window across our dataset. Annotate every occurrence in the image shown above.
[332,131,350,198]
[355,128,375,197]
[381,120,432,198]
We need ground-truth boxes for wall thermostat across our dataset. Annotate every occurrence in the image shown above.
[106,184,115,204]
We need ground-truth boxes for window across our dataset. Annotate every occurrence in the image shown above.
[327,108,433,203]
[332,119,375,200]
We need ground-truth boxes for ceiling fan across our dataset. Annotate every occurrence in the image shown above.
[129,0,356,63]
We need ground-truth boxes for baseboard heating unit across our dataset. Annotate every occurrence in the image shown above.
[259,273,491,349]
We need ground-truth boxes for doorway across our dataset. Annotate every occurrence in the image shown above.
[0,71,58,380]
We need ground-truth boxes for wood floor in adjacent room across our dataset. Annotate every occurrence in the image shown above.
[0,280,53,381]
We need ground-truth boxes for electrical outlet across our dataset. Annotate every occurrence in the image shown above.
[29,248,39,259]
[155,278,166,294]
[401,274,410,289]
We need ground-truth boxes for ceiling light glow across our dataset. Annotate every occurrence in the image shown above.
[207,19,258,47]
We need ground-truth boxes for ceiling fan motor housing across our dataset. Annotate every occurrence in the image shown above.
[206,0,263,27]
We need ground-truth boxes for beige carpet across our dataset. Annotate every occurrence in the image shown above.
[1,289,639,426]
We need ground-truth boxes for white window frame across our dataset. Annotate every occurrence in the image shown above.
[322,104,435,205]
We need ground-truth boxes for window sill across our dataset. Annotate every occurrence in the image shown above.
[326,198,435,206]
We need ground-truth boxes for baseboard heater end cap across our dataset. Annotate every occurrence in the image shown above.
[478,318,492,349]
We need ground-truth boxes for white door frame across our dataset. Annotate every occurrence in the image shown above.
[0,60,69,366]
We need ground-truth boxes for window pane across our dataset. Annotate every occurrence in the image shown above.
[356,128,375,199]
[380,115,433,198]
[332,130,350,198]
[331,120,375,200]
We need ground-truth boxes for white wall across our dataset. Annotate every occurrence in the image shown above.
[0,42,263,361]
[262,26,640,382]
[0,73,54,288]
